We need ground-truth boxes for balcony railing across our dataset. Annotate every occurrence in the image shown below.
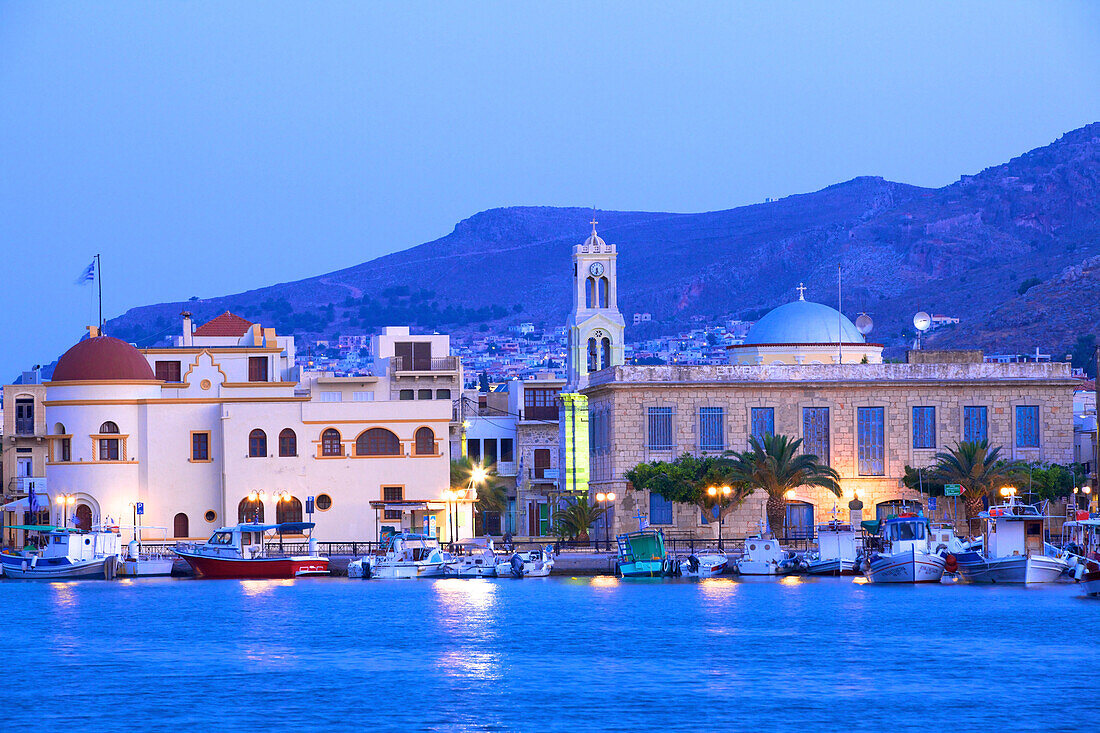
[14,418,36,436]
[392,356,459,372]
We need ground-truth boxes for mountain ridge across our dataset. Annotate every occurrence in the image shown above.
[105,123,1100,365]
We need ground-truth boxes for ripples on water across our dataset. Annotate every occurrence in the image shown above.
[1,577,1093,732]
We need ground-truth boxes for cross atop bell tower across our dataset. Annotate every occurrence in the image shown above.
[566,220,626,390]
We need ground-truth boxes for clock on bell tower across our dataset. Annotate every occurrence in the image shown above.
[566,219,626,390]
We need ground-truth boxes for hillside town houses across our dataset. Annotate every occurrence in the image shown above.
[1,222,1094,547]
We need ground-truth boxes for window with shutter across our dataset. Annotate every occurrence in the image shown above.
[857,407,885,476]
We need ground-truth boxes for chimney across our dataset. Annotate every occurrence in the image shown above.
[182,311,194,347]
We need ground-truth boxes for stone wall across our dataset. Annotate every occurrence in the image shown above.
[585,362,1076,537]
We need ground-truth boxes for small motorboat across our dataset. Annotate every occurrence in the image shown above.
[679,553,728,577]
[174,522,329,579]
[736,533,799,576]
[950,496,1068,584]
[349,533,445,579]
[495,546,554,578]
[615,529,673,577]
[0,525,122,580]
[117,526,176,577]
[804,520,860,576]
[861,514,945,584]
[1060,515,1100,596]
[445,538,498,577]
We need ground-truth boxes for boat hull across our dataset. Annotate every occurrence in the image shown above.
[680,556,728,578]
[176,551,329,579]
[955,553,1067,584]
[495,560,553,578]
[736,559,795,576]
[617,559,667,578]
[865,548,945,584]
[446,565,497,578]
[0,555,109,580]
[117,557,176,577]
[371,561,445,579]
[1083,571,1100,597]
[806,558,859,576]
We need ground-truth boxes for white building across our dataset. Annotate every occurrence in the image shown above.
[41,313,469,542]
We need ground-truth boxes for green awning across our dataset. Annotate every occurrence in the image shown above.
[860,520,880,535]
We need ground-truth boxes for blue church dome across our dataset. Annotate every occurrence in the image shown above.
[744,298,866,345]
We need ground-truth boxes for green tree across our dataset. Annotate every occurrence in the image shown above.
[1009,461,1088,501]
[1070,334,1096,378]
[725,434,841,537]
[928,440,1016,523]
[552,496,605,542]
[624,453,754,535]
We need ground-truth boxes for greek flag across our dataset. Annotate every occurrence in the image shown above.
[76,259,95,285]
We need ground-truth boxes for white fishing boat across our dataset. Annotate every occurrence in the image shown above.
[1060,515,1100,596]
[950,495,1068,584]
[348,533,445,579]
[735,532,799,576]
[861,514,945,583]
[0,525,121,580]
[495,546,554,578]
[444,538,498,578]
[116,526,176,577]
[805,520,860,576]
[679,552,728,577]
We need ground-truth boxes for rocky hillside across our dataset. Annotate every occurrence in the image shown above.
[106,123,1100,363]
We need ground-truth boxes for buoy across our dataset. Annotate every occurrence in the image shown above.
[944,554,958,573]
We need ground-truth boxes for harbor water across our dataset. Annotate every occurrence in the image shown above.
[2,576,1094,732]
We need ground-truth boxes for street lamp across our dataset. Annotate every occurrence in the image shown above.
[247,490,266,523]
[54,493,76,528]
[999,486,1017,498]
[1085,485,1094,512]
[706,486,733,551]
[595,492,616,551]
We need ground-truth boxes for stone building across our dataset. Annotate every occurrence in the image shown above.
[585,355,1076,539]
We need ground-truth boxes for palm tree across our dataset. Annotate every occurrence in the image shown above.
[727,434,841,538]
[929,440,1015,524]
[552,496,605,543]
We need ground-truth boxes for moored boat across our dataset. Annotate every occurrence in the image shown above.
[679,552,728,577]
[0,525,121,580]
[950,496,1067,584]
[349,532,445,579]
[445,538,499,577]
[615,529,673,577]
[174,522,329,579]
[735,534,799,576]
[805,520,860,576]
[495,546,554,578]
[861,514,945,583]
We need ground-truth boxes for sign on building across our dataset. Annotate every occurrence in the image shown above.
[559,393,589,495]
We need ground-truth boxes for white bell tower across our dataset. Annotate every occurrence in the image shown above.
[566,219,626,390]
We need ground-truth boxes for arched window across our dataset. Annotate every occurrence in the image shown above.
[600,337,611,370]
[75,504,93,531]
[276,496,303,524]
[248,429,267,458]
[278,428,297,457]
[415,427,436,455]
[238,497,264,523]
[356,428,401,456]
[587,338,598,373]
[585,277,595,308]
[321,428,343,456]
[98,421,120,461]
[598,276,609,308]
[54,423,66,435]
[173,512,189,538]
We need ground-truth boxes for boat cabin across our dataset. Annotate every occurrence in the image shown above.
[195,522,315,559]
[863,514,933,554]
[983,498,1046,558]
[816,521,858,562]
[386,533,441,561]
[7,526,120,563]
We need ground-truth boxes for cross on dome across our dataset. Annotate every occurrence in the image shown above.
[796,282,807,301]
[590,217,598,235]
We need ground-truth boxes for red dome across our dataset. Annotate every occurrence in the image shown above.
[52,336,156,382]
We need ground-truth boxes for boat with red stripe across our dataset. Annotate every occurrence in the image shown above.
[175,522,329,579]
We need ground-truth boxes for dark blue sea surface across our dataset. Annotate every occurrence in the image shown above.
[1,575,1094,732]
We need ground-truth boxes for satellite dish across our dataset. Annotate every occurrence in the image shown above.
[855,314,873,336]
[913,311,931,332]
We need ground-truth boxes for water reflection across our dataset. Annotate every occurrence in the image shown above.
[432,578,498,613]
[48,582,77,610]
[589,575,619,590]
[240,579,294,596]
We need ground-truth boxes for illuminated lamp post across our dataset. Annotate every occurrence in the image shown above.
[595,492,616,551]
[55,494,76,529]
[706,486,733,551]
[247,490,266,524]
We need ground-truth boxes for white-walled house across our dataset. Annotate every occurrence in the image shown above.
[42,313,469,542]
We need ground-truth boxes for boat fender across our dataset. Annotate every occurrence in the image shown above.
[30,555,38,569]
[944,554,958,573]
[510,553,525,578]
[1074,564,1087,581]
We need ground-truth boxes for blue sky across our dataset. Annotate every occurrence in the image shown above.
[1,2,1098,378]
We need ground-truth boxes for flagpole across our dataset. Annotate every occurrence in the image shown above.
[96,253,102,333]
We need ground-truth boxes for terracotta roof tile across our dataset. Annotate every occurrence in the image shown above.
[193,311,254,338]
